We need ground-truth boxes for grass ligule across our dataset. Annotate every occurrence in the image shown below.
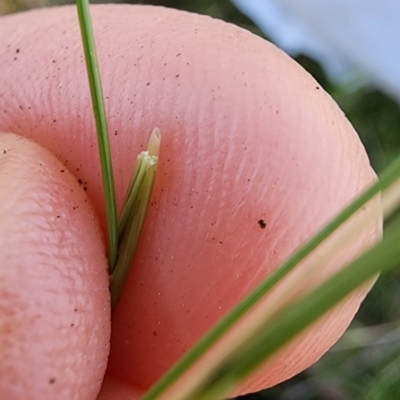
[110,129,160,309]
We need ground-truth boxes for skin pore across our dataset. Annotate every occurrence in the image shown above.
[0,5,381,400]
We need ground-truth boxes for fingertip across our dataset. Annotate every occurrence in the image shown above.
[0,5,382,396]
[0,133,110,399]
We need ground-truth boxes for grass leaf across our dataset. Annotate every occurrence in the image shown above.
[110,129,160,309]
[76,1,160,306]
[75,0,118,270]
[184,211,400,400]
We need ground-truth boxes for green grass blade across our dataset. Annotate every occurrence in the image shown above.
[76,0,160,306]
[117,153,149,240]
[75,0,118,270]
[110,129,160,309]
[143,155,400,400]
[186,212,400,400]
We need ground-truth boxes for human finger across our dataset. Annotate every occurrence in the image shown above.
[0,132,110,399]
[0,5,381,396]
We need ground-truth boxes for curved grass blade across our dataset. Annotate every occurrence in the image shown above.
[185,212,400,400]
[143,156,400,400]
[75,0,118,270]
[157,175,400,399]
[110,129,160,309]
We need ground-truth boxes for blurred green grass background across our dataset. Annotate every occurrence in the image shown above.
[3,1,400,399]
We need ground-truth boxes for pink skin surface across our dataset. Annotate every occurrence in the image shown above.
[0,134,110,399]
[0,4,381,399]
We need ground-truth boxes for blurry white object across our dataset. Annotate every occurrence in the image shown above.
[232,0,400,101]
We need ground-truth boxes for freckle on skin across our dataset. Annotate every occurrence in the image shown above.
[258,219,267,229]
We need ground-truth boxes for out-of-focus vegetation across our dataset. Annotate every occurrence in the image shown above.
[2,0,400,399]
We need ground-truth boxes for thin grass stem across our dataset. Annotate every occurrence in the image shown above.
[75,0,118,270]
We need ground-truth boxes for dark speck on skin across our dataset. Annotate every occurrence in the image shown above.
[3,150,6,154]
[316,86,320,90]
[258,219,267,229]
[49,378,56,384]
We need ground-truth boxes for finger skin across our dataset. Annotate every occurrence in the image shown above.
[0,133,110,399]
[97,376,142,400]
[0,4,381,397]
